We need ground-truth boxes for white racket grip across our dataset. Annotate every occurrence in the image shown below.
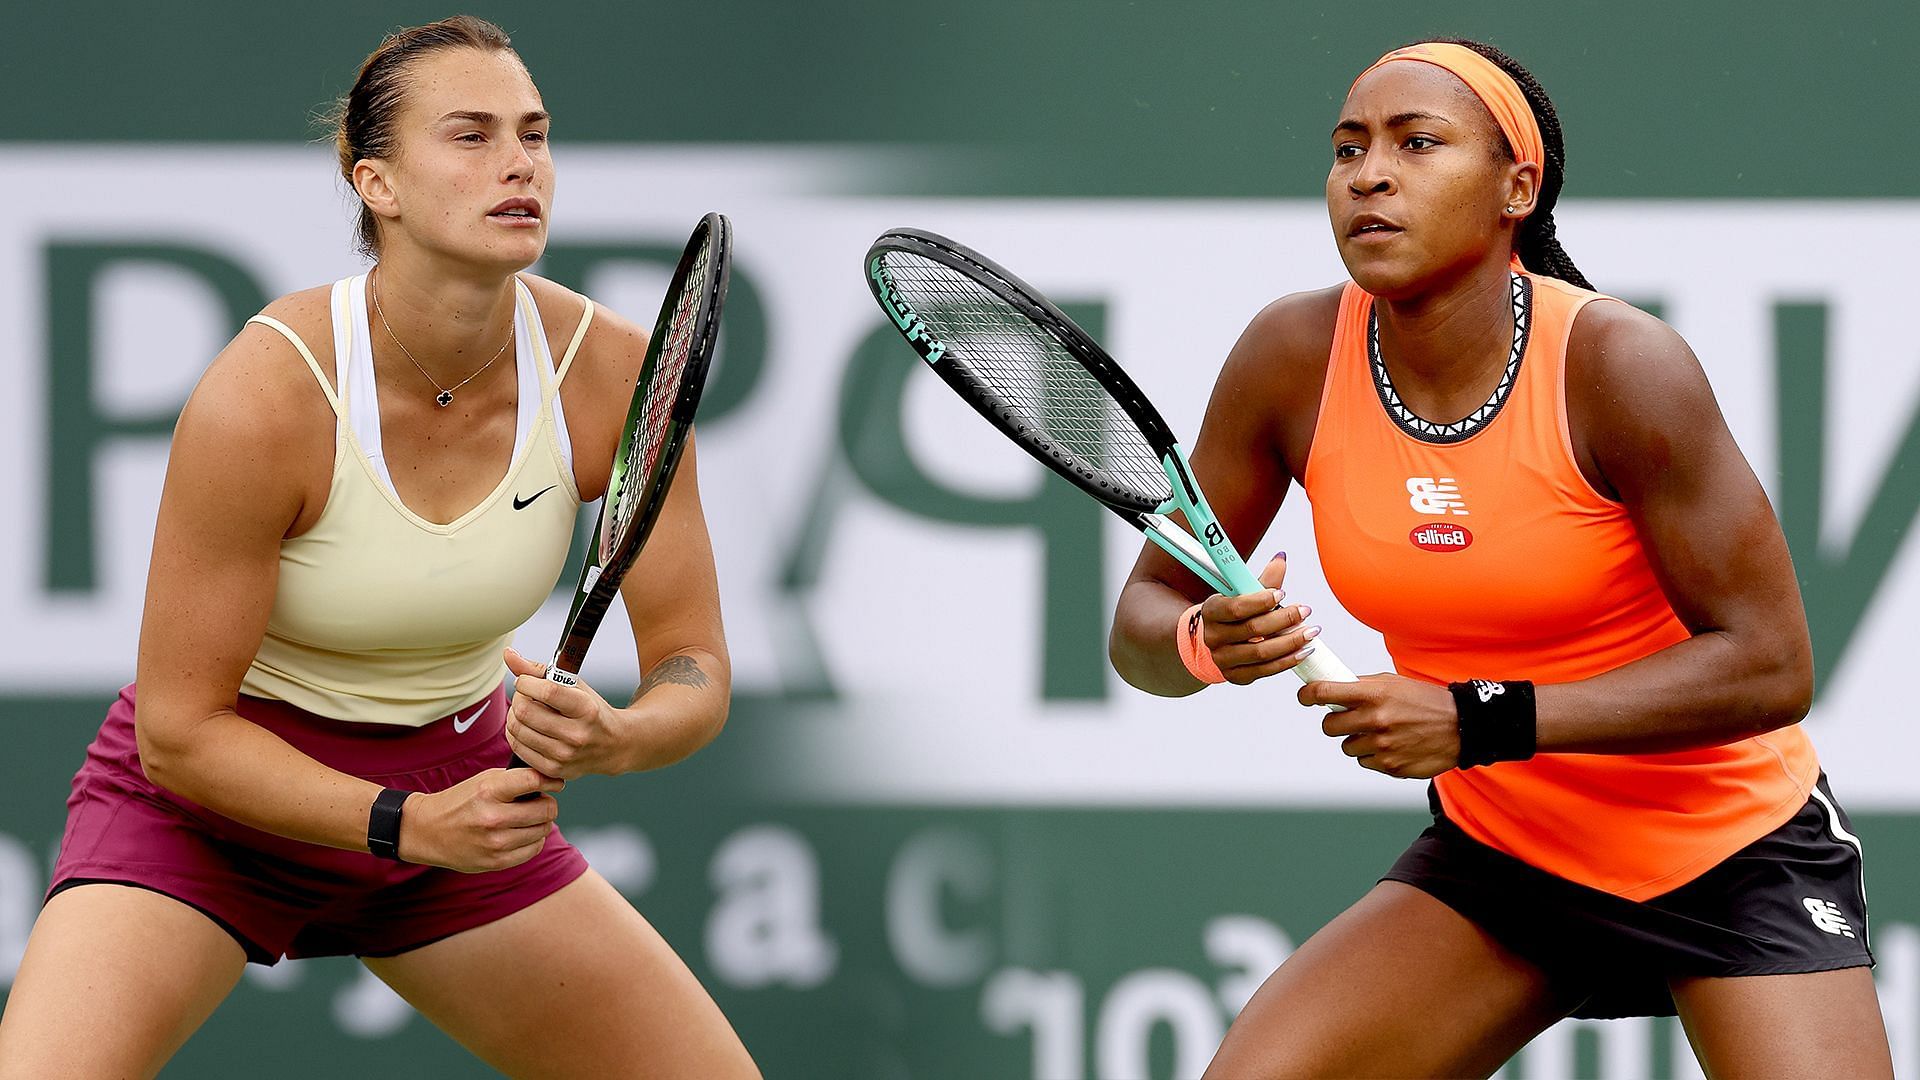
[1292,644,1357,686]
[547,667,581,687]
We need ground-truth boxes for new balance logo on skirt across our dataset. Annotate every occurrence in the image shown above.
[1804,897,1856,938]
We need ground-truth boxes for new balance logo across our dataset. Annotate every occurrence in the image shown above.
[1470,679,1504,704]
[1407,477,1469,515]
[1803,897,1856,938]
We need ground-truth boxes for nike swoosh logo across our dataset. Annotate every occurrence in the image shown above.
[451,700,492,733]
[513,485,558,510]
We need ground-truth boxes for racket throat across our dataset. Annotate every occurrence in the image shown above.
[1158,446,1265,596]
[1141,515,1233,596]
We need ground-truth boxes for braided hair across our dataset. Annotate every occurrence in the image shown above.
[1429,38,1593,290]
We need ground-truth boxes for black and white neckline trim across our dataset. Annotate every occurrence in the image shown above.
[1367,273,1531,445]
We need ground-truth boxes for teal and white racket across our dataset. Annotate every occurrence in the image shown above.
[863,227,1357,690]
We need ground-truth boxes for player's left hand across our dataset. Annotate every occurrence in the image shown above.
[502,647,638,779]
[1301,673,1460,778]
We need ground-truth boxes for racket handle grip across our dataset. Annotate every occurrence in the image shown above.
[505,665,577,777]
[506,752,550,802]
[1291,641,1357,713]
[1292,645,1356,685]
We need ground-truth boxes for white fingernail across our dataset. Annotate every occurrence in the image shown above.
[1298,604,1313,620]
[1304,625,1322,640]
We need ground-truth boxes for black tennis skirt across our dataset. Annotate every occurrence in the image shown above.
[1383,774,1873,1019]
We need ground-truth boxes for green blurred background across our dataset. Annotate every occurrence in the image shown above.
[14,0,1915,198]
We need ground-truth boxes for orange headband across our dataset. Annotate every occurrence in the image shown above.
[1355,43,1544,175]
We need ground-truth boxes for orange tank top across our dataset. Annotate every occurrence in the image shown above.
[1302,272,1818,900]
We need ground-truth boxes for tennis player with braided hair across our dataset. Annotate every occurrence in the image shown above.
[1111,39,1891,1077]
[0,16,758,1077]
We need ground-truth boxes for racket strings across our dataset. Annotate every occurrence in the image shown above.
[607,238,710,552]
[881,254,1170,507]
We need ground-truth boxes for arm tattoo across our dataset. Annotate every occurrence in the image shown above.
[630,655,711,704]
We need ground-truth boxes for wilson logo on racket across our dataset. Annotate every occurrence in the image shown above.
[868,259,947,363]
[1409,523,1473,551]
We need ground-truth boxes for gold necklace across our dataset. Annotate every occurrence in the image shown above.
[371,271,513,408]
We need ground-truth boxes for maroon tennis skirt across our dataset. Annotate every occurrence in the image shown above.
[49,683,589,964]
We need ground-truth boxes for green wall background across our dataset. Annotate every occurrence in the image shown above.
[11,1,1913,197]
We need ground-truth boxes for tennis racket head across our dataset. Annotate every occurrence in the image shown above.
[551,212,732,678]
[864,228,1180,519]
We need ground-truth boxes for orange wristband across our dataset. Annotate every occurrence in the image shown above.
[1175,603,1226,685]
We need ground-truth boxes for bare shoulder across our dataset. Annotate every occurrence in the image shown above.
[1229,284,1346,372]
[191,285,338,439]
[1565,295,1734,500]
[252,285,335,358]
[1216,284,1347,420]
[1189,284,1347,482]
[517,273,587,343]
[1566,297,1722,422]
[1568,295,1702,370]
[1247,285,1348,341]
[517,272,647,380]
[163,287,338,531]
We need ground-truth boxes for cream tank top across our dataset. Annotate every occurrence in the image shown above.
[239,274,592,726]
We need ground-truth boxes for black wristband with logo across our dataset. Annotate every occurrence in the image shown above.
[366,787,412,862]
[1448,679,1538,768]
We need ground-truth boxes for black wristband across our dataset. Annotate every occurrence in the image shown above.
[366,787,412,862]
[1449,679,1537,768]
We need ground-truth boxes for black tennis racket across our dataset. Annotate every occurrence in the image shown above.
[510,212,730,768]
[862,227,1357,690]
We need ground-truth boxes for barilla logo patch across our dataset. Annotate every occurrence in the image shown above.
[1410,523,1473,551]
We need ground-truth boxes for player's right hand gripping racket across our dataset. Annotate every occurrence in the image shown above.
[862,227,1357,692]
[509,212,731,771]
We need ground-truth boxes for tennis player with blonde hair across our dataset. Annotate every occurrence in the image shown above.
[0,16,758,1077]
